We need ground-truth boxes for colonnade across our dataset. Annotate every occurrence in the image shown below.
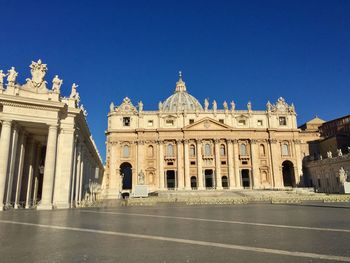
[0,120,102,210]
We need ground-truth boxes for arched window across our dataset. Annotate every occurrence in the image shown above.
[259,144,266,156]
[167,144,174,157]
[147,145,154,157]
[204,143,211,156]
[122,145,130,158]
[220,144,226,156]
[189,144,196,157]
[240,144,247,155]
[281,143,289,156]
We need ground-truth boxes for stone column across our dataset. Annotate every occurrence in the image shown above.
[227,139,235,189]
[250,140,260,189]
[107,141,119,198]
[70,137,78,206]
[74,143,82,205]
[137,141,145,185]
[214,139,222,189]
[294,139,303,186]
[269,139,281,188]
[196,139,204,190]
[176,140,184,189]
[158,141,165,189]
[0,120,12,210]
[5,124,19,205]
[78,152,85,202]
[233,139,241,188]
[32,143,42,206]
[37,125,58,210]
[184,140,190,190]
[25,138,36,208]
[14,132,27,209]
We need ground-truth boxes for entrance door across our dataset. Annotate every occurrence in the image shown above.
[205,169,214,188]
[282,160,295,187]
[166,170,176,189]
[241,169,250,188]
[120,162,132,190]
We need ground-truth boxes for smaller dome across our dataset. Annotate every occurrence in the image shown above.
[162,72,203,112]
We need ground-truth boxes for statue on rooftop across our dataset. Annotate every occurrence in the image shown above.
[110,102,115,112]
[212,100,217,111]
[266,101,272,112]
[230,100,235,111]
[247,101,252,111]
[0,70,7,88]
[204,98,209,111]
[158,101,163,111]
[337,149,343,157]
[52,75,63,93]
[138,101,143,112]
[7,67,18,85]
[223,101,228,111]
[327,151,332,158]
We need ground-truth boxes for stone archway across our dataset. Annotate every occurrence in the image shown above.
[282,160,295,187]
[120,162,132,190]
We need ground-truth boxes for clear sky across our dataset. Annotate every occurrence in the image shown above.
[1,0,349,161]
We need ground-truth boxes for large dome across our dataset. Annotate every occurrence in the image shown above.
[161,73,203,112]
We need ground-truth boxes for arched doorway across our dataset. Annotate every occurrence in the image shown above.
[190,176,197,189]
[282,160,295,187]
[120,162,132,190]
[241,169,250,188]
[166,170,176,189]
[205,169,214,188]
[222,176,228,189]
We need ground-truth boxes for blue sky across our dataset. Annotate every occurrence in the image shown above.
[1,0,349,161]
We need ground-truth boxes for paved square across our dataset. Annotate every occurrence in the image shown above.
[1,203,350,262]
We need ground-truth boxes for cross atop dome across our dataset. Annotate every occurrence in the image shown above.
[175,71,187,92]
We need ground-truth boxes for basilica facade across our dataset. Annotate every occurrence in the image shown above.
[0,60,104,210]
[104,74,312,198]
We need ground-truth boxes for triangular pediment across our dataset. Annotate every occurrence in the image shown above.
[184,117,232,131]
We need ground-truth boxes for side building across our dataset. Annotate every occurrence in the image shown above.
[302,115,350,193]
[104,73,315,198]
[0,60,104,210]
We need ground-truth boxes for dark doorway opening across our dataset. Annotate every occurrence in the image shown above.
[282,160,295,187]
[190,176,197,189]
[205,169,214,188]
[241,169,250,188]
[120,162,132,190]
[222,176,229,189]
[166,170,176,189]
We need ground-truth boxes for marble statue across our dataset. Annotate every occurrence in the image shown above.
[0,70,7,85]
[339,167,348,184]
[230,100,235,111]
[337,149,343,157]
[158,101,163,111]
[247,101,252,111]
[70,83,79,99]
[327,151,332,158]
[204,99,209,111]
[80,104,87,116]
[7,67,18,84]
[52,75,63,93]
[28,59,48,88]
[138,170,145,185]
[212,100,217,111]
[266,101,272,112]
[138,101,143,112]
[223,101,228,111]
[110,102,115,112]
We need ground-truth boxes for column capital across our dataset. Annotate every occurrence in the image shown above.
[227,139,233,144]
[176,139,183,144]
[232,139,239,144]
[48,124,59,130]
[156,140,164,145]
[1,119,12,127]
[214,139,221,144]
[269,138,278,144]
[137,140,145,145]
[251,139,258,144]
[183,139,189,144]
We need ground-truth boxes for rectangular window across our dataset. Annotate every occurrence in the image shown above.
[123,117,130,126]
[190,161,196,165]
[238,120,246,126]
[221,161,226,165]
[147,120,154,127]
[279,117,287,126]
[189,119,194,124]
[219,119,224,124]
[166,119,174,126]
[257,120,263,126]
[167,162,173,166]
